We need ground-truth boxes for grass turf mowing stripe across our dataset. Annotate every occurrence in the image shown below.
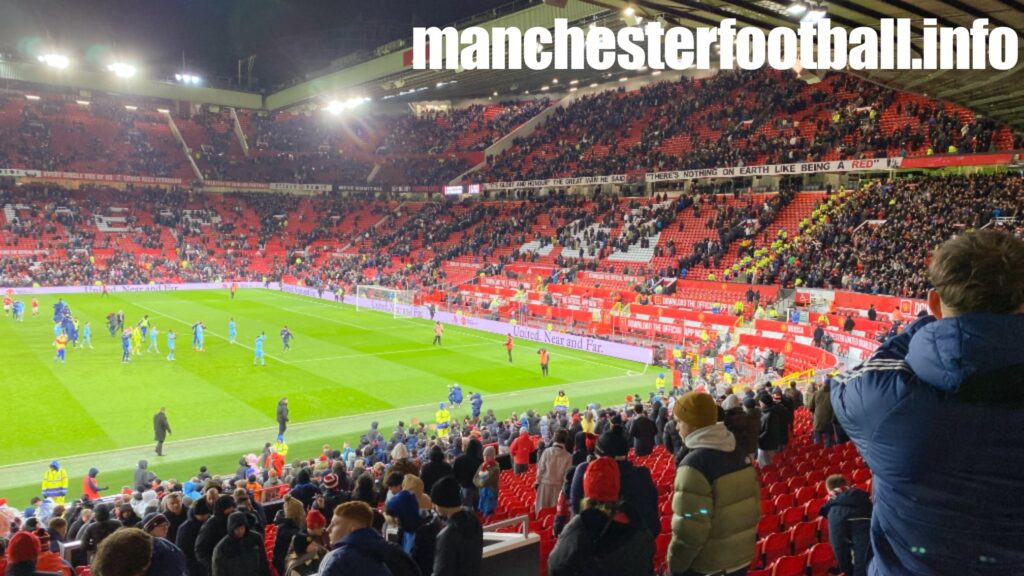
[0,288,647,505]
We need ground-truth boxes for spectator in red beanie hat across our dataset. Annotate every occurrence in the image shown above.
[548,457,654,576]
[6,530,49,576]
[31,528,71,576]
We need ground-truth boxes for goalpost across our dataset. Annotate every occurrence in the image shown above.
[355,285,417,319]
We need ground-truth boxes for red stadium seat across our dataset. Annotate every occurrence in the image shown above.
[773,493,794,513]
[790,521,819,554]
[852,468,872,484]
[761,532,790,567]
[771,554,807,576]
[807,542,837,576]
[794,486,817,505]
[804,497,827,520]
[757,513,781,538]
[780,506,806,530]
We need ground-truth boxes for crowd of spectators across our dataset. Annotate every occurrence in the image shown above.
[0,378,810,576]
[479,70,1019,182]
[752,174,1023,297]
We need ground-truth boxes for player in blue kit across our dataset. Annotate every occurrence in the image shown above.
[254,332,266,366]
[228,318,237,344]
[192,321,205,352]
[121,327,132,363]
[147,325,160,353]
[82,322,93,349]
[166,330,176,361]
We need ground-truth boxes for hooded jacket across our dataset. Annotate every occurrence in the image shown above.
[134,460,157,493]
[195,496,237,573]
[420,446,454,495]
[452,439,484,489]
[176,504,208,576]
[80,504,121,560]
[548,507,655,576]
[832,314,1024,575]
[668,422,759,575]
[212,512,270,576]
[82,468,106,501]
[432,509,483,576]
[757,400,786,451]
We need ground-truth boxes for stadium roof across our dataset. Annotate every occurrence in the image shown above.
[578,0,1024,130]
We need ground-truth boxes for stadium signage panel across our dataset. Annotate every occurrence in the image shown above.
[281,285,653,364]
[645,157,903,182]
[579,271,642,284]
[483,174,627,190]
[0,282,264,295]
[269,183,333,193]
[444,185,464,196]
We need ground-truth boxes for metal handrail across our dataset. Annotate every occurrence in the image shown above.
[482,514,531,537]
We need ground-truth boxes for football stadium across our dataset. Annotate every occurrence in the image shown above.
[0,0,1022,575]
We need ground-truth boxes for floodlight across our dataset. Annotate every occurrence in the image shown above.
[124,105,137,110]
[25,95,40,101]
[38,54,70,70]
[108,63,137,78]
[623,6,636,16]
[786,2,808,15]
[157,108,170,114]
[569,79,579,85]
[75,100,90,106]
[652,70,663,76]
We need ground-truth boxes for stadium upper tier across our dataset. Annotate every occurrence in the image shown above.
[1,174,1020,299]
[0,70,1018,187]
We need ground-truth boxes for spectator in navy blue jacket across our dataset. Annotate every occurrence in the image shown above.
[832,230,1024,575]
[820,475,872,576]
[319,501,418,576]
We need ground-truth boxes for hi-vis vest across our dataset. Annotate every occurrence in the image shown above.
[273,441,289,457]
[553,395,570,409]
[42,468,68,501]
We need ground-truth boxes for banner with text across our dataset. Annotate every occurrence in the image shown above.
[483,174,627,190]
[646,157,903,182]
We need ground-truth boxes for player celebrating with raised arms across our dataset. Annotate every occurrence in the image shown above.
[192,321,205,352]
[254,331,267,366]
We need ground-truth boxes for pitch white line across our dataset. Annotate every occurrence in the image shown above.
[132,302,286,364]
[272,292,638,374]
[0,372,644,471]
[286,342,491,364]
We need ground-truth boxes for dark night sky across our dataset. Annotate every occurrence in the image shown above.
[0,0,510,88]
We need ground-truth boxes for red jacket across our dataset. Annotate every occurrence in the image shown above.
[510,434,534,465]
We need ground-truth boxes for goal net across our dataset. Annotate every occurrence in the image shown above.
[355,285,417,318]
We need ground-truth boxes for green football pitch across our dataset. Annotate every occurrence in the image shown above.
[0,289,648,507]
